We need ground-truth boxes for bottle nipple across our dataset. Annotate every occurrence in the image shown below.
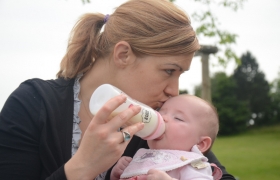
[142,111,165,140]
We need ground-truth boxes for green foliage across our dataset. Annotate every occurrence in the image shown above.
[193,0,245,11]
[233,52,272,126]
[81,0,90,4]
[194,84,201,97]
[211,72,250,135]
[194,52,278,135]
[192,0,246,68]
[179,89,188,94]
[212,124,280,180]
[269,69,280,123]
[194,71,251,135]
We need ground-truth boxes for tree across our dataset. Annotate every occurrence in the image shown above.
[194,72,250,135]
[233,51,271,126]
[269,70,280,124]
[211,72,250,135]
[179,89,188,94]
[191,0,245,67]
[185,0,246,103]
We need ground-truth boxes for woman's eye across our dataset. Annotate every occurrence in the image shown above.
[165,69,175,75]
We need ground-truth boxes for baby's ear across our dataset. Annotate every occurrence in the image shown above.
[196,136,212,153]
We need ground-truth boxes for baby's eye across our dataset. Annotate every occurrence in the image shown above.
[175,117,184,122]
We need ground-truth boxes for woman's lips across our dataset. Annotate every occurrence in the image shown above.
[158,101,164,107]
[156,101,166,109]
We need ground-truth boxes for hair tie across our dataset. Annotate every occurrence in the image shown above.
[104,14,110,24]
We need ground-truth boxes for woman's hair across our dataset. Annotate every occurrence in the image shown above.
[57,0,200,79]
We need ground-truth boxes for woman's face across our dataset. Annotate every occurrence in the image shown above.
[116,53,194,110]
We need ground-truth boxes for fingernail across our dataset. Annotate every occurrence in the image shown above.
[120,94,127,100]
[134,105,141,111]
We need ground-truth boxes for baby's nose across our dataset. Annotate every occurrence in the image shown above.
[162,115,168,123]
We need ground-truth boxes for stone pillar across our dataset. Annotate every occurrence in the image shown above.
[201,53,211,103]
[195,45,218,103]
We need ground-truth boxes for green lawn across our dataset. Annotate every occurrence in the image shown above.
[212,124,280,180]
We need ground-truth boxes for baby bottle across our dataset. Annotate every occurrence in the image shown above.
[89,84,165,140]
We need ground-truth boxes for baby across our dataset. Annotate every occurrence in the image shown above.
[111,94,222,180]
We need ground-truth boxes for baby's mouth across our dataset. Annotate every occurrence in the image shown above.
[154,133,164,141]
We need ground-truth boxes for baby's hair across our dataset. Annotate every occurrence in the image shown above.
[201,99,219,154]
[57,0,200,79]
[179,94,219,154]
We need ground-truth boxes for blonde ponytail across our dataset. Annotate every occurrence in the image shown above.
[57,13,106,78]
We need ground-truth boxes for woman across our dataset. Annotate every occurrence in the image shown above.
[0,0,235,179]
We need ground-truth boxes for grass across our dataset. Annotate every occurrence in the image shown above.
[212,124,280,180]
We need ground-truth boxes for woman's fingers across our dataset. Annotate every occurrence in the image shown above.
[109,104,141,130]
[93,94,127,124]
[91,94,143,134]
[118,122,144,144]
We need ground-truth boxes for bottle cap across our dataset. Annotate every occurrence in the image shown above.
[142,111,165,140]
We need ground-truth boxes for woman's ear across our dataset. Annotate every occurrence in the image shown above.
[113,41,135,68]
[196,136,212,153]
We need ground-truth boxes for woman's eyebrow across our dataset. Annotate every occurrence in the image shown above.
[164,63,190,72]
[166,63,187,72]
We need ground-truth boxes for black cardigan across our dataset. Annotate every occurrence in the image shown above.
[0,78,235,180]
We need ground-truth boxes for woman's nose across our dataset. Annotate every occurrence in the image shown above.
[164,79,179,97]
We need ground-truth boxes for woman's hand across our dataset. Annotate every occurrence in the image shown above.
[111,156,132,180]
[64,94,144,180]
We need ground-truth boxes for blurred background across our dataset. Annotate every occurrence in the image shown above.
[0,0,279,179]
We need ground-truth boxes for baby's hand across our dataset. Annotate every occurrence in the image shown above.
[111,156,132,180]
[146,169,176,180]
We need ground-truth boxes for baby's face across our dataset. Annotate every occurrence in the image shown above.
[147,95,205,151]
